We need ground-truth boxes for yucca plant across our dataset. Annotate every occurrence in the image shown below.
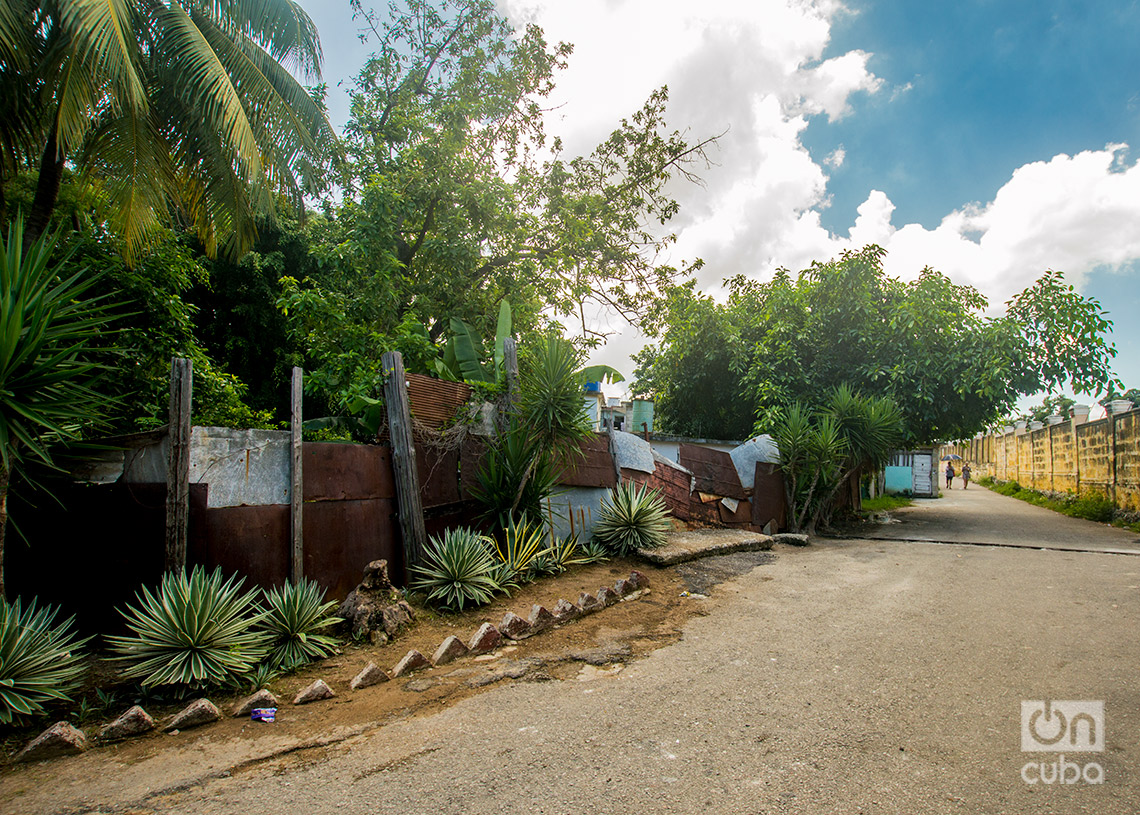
[410,528,502,612]
[0,596,90,724]
[543,533,592,573]
[593,481,671,556]
[260,578,342,672]
[108,567,269,689]
[494,517,547,580]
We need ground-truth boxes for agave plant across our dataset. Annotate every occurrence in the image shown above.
[494,517,547,580]
[575,538,611,564]
[0,596,91,724]
[260,578,342,672]
[593,481,671,556]
[108,567,269,689]
[410,528,502,612]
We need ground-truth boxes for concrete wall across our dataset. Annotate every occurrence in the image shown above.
[943,408,1140,511]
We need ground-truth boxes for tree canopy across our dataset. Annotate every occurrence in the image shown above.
[634,245,1119,444]
[0,0,337,259]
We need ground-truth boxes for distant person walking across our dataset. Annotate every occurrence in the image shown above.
[961,463,971,489]
[945,462,955,489]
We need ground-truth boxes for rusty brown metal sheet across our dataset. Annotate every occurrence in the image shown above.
[417,445,461,507]
[647,462,691,520]
[194,503,291,593]
[304,498,404,597]
[752,462,787,531]
[406,372,472,428]
[303,442,394,501]
[718,498,752,526]
[459,436,488,499]
[557,434,617,488]
[679,443,746,499]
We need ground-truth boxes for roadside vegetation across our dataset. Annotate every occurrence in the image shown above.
[861,495,914,513]
[976,476,1121,525]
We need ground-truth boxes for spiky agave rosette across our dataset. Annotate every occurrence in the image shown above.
[593,481,671,556]
[108,567,269,689]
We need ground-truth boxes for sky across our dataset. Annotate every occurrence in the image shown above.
[296,0,1140,417]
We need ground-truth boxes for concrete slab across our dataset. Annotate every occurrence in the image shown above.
[637,528,774,565]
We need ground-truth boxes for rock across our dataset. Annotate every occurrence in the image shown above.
[392,649,431,677]
[351,662,390,690]
[98,706,154,741]
[294,679,336,705]
[432,635,469,666]
[499,612,531,640]
[627,570,651,590]
[596,586,620,607]
[577,592,604,614]
[164,699,220,732]
[552,598,580,622]
[613,578,634,596]
[762,520,776,536]
[337,560,416,642]
[232,689,278,718]
[468,623,502,654]
[15,722,87,762]
[773,533,809,546]
[527,605,555,635]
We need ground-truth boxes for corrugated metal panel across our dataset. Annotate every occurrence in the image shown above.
[417,445,461,507]
[406,372,472,428]
[679,443,746,499]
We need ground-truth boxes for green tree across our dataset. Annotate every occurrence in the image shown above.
[0,0,337,259]
[635,245,1118,444]
[281,0,712,415]
[774,387,903,534]
[0,218,116,597]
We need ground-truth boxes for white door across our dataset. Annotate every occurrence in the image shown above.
[912,453,933,496]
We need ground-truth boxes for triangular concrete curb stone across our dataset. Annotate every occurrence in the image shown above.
[232,689,278,718]
[294,679,336,705]
[432,636,469,666]
[164,699,220,732]
[16,722,87,762]
[392,649,431,677]
[351,661,390,690]
[98,706,155,741]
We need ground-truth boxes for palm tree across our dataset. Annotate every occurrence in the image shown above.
[0,0,337,261]
[0,215,116,597]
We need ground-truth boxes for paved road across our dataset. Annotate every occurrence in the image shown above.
[866,483,1140,555]
[129,539,1139,814]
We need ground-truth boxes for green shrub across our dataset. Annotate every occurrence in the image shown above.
[1067,493,1115,523]
[260,578,342,672]
[471,426,558,528]
[410,528,502,611]
[594,481,671,556]
[0,597,90,724]
[108,567,269,689]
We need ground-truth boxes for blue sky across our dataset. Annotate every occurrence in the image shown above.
[297,0,1140,413]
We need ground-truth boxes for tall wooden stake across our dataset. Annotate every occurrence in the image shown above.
[382,351,428,570]
[165,357,192,573]
[290,366,304,583]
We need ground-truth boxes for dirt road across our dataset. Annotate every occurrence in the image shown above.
[85,537,1140,815]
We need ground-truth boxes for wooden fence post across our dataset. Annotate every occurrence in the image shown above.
[382,351,428,570]
[290,366,304,583]
[165,357,192,573]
